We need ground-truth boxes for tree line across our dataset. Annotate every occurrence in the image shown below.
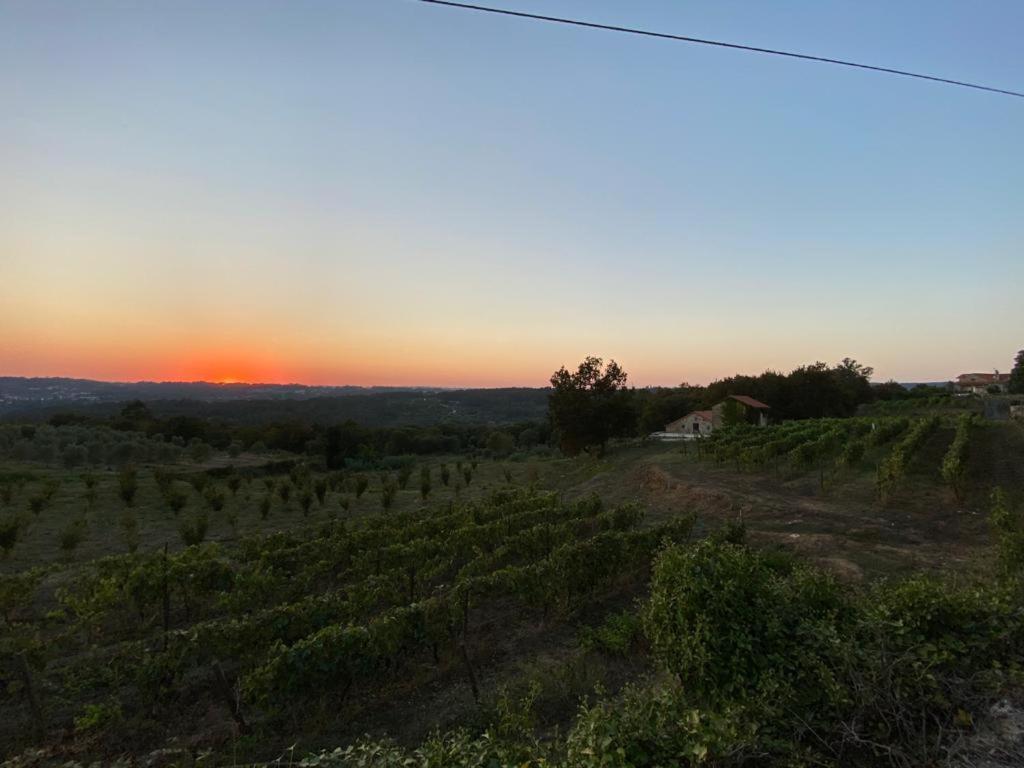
[550,356,938,456]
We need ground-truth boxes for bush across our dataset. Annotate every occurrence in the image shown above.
[644,540,848,708]
[59,517,87,556]
[990,487,1024,575]
[0,516,20,557]
[118,466,138,507]
[120,509,139,553]
[579,610,642,656]
[204,486,227,512]
[163,486,188,515]
[568,681,754,767]
[179,510,209,547]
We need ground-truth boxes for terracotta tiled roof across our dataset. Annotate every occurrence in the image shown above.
[957,373,1009,384]
[690,410,713,420]
[728,395,770,409]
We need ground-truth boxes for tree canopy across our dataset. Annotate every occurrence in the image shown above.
[549,357,636,456]
[1009,349,1024,395]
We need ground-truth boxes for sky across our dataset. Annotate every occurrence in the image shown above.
[1,0,1022,387]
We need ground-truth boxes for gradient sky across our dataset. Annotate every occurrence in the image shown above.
[2,1,1022,387]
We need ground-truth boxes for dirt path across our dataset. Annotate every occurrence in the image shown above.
[556,441,993,580]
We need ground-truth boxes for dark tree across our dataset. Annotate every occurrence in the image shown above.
[548,357,636,456]
[1009,349,1024,395]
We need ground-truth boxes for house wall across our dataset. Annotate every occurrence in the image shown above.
[712,400,768,428]
[665,415,712,435]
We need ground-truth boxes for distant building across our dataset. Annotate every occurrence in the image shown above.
[659,396,769,440]
[665,410,713,437]
[712,395,770,428]
[712,393,770,430]
[955,372,1010,394]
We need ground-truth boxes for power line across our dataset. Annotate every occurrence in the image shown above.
[418,0,1024,100]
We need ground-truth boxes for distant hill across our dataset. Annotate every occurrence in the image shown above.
[0,376,442,412]
[898,382,952,390]
[0,377,550,427]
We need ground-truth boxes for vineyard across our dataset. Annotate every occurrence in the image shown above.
[0,487,694,760]
[2,403,1022,765]
[697,413,986,503]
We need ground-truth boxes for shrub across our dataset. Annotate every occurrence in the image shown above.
[299,489,314,517]
[419,467,431,501]
[179,510,209,547]
[204,486,226,512]
[74,701,123,734]
[990,487,1024,575]
[354,475,369,499]
[120,509,139,553]
[568,681,753,767]
[579,610,642,656]
[381,479,398,511]
[28,495,46,515]
[164,486,186,514]
[59,517,87,556]
[0,516,20,557]
[118,466,138,507]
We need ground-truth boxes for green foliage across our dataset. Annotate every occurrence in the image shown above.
[299,489,314,517]
[579,610,641,656]
[380,479,398,511]
[639,538,1024,765]
[354,475,369,499]
[161,484,187,514]
[260,495,272,520]
[117,466,138,507]
[941,413,975,503]
[278,480,293,505]
[419,466,431,501]
[314,476,329,505]
[568,682,752,767]
[0,515,21,558]
[28,494,47,515]
[74,700,123,734]
[203,485,226,512]
[179,510,209,547]
[59,516,87,556]
[549,357,635,456]
[644,540,847,706]
[486,430,515,458]
[876,415,939,500]
[1009,348,1024,394]
[990,487,1024,575]
[120,508,139,553]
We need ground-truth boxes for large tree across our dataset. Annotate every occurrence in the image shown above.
[1009,349,1024,395]
[549,357,636,456]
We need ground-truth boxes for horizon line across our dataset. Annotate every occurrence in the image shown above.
[0,372,959,391]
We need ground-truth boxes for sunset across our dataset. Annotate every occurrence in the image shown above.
[2,1,1024,765]
[3,1,1022,388]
